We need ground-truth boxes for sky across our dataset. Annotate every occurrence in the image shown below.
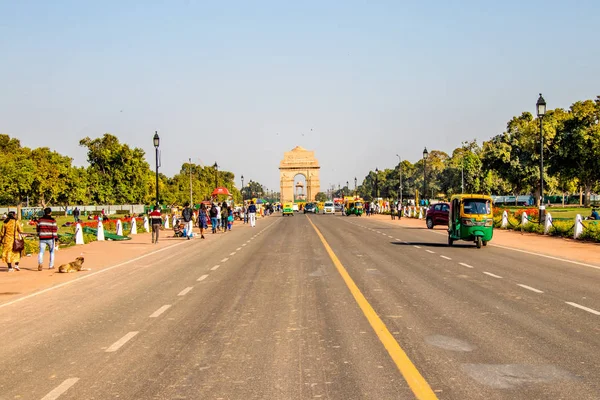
[1,0,599,193]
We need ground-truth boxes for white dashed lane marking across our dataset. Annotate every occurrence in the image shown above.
[211,265,220,271]
[221,258,229,262]
[41,378,80,400]
[178,287,193,296]
[230,252,236,256]
[149,305,171,318]
[440,255,452,260]
[566,302,600,315]
[517,284,544,294]
[197,274,209,282]
[242,244,247,247]
[459,263,474,269]
[106,331,139,352]
[236,247,242,251]
[425,250,435,254]
[414,245,421,249]
[483,271,503,279]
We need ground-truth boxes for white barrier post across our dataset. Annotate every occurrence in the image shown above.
[172,215,177,228]
[164,216,170,229]
[501,210,508,228]
[418,208,423,220]
[544,213,552,234]
[116,219,123,236]
[75,223,85,245]
[574,214,583,239]
[143,216,150,232]
[130,218,137,235]
[521,212,528,227]
[97,220,105,241]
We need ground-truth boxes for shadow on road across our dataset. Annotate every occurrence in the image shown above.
[391,242,475,249]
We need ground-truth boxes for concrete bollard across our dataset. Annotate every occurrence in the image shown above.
[130,218,137,235]
[116,219,123,236]
[521,212,528,227]
[574,214,583,239]
[97,220,105,241]
[143,216,150,232]
[501,210,508,228]
[418,208,423,220]
[75,223,85,245]
[164,216,170,229]
[544,212,552,234]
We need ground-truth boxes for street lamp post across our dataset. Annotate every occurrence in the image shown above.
[153,132,160,206]
[189,158,193,207]
[375,168,379,199]
[537,93,547,224]
[422,147,429,204]
[213,162,219,188]
[241,175,244,200]
[354,177,357,197]
[396,154,403,206]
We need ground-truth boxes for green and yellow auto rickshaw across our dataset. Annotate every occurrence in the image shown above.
[282,202,294,216]
[448,194,493,248]
[345,200,364,216]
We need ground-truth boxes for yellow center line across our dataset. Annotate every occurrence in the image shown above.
[307,217,438,400]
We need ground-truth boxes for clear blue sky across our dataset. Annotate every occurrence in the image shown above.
[1,0,598,193]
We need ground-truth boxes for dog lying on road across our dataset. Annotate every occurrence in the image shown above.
[58,257,90,273]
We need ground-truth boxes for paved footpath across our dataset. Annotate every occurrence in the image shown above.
[366,214,600,267]
[0,222,257,307]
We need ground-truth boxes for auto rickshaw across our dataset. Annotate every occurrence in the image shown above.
[345,200,364,216]
[448,194,493,248]
[282,202,294,216]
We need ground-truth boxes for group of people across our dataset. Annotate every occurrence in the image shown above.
[148,201,260,244]
[1,208,58,272]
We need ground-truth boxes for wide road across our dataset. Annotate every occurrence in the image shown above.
[1,212,599,399]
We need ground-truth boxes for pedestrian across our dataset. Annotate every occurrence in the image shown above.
[248,201,257,227]
[227,206,234,231]
[221,202,229,232]
[214,202,221,231]
[390,201,396,220]
[36,207,58,271]
[241,203,247,224]
[209,203,219,233]
[198,204,208,239]
[1,211,24,272]
[149,206,162,244]
[181,202,194,240]
[73,207,80,222]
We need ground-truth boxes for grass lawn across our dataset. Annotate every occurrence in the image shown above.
[502,207,594,220]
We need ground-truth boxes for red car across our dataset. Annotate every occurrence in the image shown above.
[426,202,450,229]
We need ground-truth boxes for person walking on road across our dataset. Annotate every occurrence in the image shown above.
[198,204,208,239]
[221,202,229,232]
[1,211,24,272]
[149,206,163,244]
[209,203,219,234]
[37,208,58,271]
[182,203,194,240]
[390,201,396,220]
[248,201,257,227]
[73,207,80,222]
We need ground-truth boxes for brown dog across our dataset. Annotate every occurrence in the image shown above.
[58,257,89,273]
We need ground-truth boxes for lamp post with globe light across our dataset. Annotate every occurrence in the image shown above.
[153,132,160,206]
[536,94,547,224]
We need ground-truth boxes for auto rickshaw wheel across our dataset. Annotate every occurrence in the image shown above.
[482,240,488,246]
[476,237,482,249]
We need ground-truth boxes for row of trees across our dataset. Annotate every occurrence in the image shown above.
[348,96,599,206]
[0,133,247,207]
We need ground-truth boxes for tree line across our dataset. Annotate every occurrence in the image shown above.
[0,133,246,208]
[348,96,599,206]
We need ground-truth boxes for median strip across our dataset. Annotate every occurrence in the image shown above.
[307,218,438,400]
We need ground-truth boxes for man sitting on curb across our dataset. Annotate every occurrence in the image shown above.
[37,207,58,271]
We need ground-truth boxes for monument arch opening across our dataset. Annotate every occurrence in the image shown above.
[279,146,320,203]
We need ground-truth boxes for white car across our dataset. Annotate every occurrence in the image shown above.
[323,201,335,214]
[293,203,299,212]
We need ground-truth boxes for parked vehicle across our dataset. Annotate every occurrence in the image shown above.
[448,194,494,248]
[426,202,450,229]
[293,203,299,212]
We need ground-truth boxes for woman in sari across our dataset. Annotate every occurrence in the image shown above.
[1,211,23,272]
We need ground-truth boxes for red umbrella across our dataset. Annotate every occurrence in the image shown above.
[211,187,231,196]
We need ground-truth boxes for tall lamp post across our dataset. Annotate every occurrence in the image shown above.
[422,147,429,204]
[396,154,403,206]
[213,162,219,188]
[354,177,357,197]
[241,175,244,200]
[536,93,547,224]
[375,168,379,199]
[153,132,160,206]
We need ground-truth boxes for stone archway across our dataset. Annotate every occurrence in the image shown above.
[279,146,320,203]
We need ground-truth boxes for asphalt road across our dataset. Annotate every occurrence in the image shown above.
[1,212,599,399]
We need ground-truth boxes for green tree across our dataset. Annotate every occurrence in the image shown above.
[315,192,327,202]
